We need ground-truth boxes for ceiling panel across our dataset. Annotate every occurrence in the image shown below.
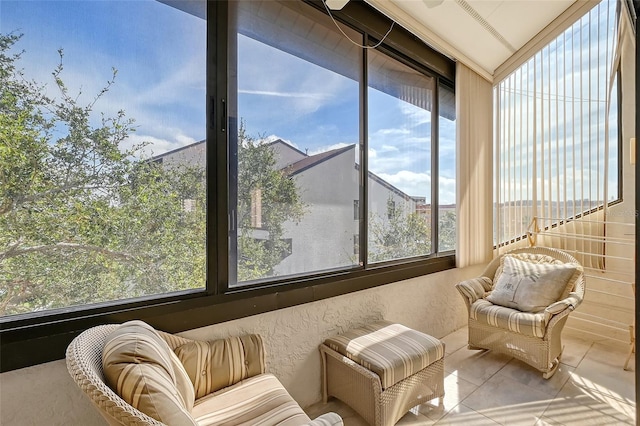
[365,0,579,80]
[486,0,575,49]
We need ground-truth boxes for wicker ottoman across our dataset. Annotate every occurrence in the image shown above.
[320,320,444,426]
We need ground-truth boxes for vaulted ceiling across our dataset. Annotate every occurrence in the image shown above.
[365,0,596,82]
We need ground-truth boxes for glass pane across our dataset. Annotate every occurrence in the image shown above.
[1,0,206,317]
[438,84,456,252]
[367,49,434,263]
[494,0,619,246]
[231,1,361,285]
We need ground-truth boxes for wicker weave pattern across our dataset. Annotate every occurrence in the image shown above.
[67,324,344,426]
[66,324,165,426]
[320,341,444,426]
[456,247,585,379]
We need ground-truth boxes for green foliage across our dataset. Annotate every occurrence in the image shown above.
[438,210,456,251]
[236,124,305,281]
[368,196,431,262]
[0,33,206,315]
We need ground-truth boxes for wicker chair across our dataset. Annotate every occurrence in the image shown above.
[66,323,343,426]
[455,247,586,379]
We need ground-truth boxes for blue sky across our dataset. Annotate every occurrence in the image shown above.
[2,0,456,204]
[2,0,206,154]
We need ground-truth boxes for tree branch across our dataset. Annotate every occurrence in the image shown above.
[0,183,120,216]
[0,241,144,263]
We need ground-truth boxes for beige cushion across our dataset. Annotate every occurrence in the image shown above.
[102,320,197,426]
[324,320,444,389]
[457,276,493,305]
[471,299,547,338]
[175,334,265,399]
[192,373,311,426]
[487,255,577,312]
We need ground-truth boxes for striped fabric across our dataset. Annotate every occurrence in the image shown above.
[192,373,311,426]
[470,299,546,338]
[324,320,444,390]
[305,413,344,426]
[102,320,197,426]
[456,276,493,305]
[545,292,583,316]
[175,334,265,398]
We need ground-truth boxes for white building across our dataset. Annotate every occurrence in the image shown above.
[155,138,420,276]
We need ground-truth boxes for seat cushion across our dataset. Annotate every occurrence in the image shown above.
[471,299,547,338]
[175,334,265,398]
[488,254,578,312]
[191,373,311,426]
[102,320,197,426]
[324,320,444,389]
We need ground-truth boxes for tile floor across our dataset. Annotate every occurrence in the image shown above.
[305,327,636,425]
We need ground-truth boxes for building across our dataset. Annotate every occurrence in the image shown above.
[155,138,425,276]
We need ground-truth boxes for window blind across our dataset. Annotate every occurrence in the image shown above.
[494,0,620,247]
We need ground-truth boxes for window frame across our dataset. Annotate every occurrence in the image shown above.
[0,0,456,373]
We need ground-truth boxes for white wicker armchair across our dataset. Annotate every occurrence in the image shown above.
[455,247,586,379]
[66,323,343,426]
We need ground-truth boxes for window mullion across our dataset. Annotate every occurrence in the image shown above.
[360,35,369,268]
[431,81,440,254]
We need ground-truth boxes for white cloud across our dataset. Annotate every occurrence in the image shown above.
[380,144,399,153]
[260,135,298,149]
[399,101,431,125]
[377,170,431,199]
[239,89,331,100]
[237,34,354,119]
[438,176,456,205]
[309,142,351,156]
[121,133,197,159]
[376,128,410,136]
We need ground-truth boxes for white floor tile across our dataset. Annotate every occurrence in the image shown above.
[559,335,593,368]
[416,372,478,422]
[497,358,574,398]
[432,403,501,425]
[440,327,469,355]
[444,347,512,387]
[462,373,553,425]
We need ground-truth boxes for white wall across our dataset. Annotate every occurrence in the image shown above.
[0,264,482,426]
[275,146,417,275]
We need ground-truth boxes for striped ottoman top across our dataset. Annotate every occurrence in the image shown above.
[324,320,444,389]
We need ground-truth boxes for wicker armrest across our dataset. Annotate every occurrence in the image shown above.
[543,292,583,325]
[456,276,493,307]
[304,412,344,426]
[545,292,583,315]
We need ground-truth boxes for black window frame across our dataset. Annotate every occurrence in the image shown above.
[0,0,456,373]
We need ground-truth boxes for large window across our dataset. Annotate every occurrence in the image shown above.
[228,0,455,286]
[366,49,435,263]
[0,0,206,317]
[231,1,361,283]
[0,0,455,371]
[494,0,620,246]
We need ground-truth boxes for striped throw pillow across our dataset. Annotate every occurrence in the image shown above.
[175,334,265,399]
[102,320,197,426]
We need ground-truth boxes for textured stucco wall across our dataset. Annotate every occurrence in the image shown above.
[0,264,482,426]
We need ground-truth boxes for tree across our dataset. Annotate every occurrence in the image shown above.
[438,210,456,251]
[236,124,306,281]
[368,196,431,262]
[0,33,206,316]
